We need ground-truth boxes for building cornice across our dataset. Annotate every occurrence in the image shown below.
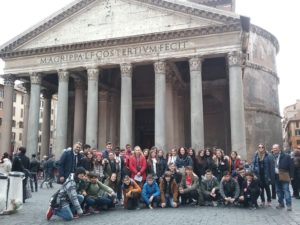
[251,24,279,54]
[245,62,279,83]
[189,0,233,7]
[245,107,281,119]
[0,23,241,59]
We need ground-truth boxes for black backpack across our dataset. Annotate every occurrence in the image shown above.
[49,180,70,209]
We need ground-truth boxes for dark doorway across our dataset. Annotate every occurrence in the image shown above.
[135,108,154,149]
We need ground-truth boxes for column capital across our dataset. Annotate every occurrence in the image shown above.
[57,69,69,82]
[154,61,166,74]
[120,63,132,78]
[30,72,42,85]
[87,67,99,80]
[227,51,243,67]
[189,56,203,72]
[3,74,16,87]
[41,89,53,99]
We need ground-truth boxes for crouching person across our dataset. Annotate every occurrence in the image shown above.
[46,167,86,221]
[220,172,240,206]
[160,171,179,208]
[85,172,116,212]
[239,172,260,209]
[122,175,141,210]
[179,166,202,205]
[201,169,220,206]
[142,174,160,209]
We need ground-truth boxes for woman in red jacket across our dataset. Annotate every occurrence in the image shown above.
[129,146,147,185]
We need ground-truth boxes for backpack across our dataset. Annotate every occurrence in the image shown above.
[49,180,71,209]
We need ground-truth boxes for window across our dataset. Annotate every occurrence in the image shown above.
[12,132,16,141]
[0,90,4,98]
[21,109,24,118]
[0,118,2,126]
[40,111,43,118]
[13,107,15,116]
[51,120,54,126]
[19,121,23,128]
[12,120,16,128]
[38,135,42,143]
[13,93,16,102]
[51,109,54,114]
[0,101,3,109]
[297,121,300,128]
[21,95,24,105]
[19,133,22,141]
[295,130,300,136]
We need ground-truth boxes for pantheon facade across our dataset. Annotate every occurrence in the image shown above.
[0,0,282,160]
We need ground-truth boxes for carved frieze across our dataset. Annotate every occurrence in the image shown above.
[189,57,202,71]
[30,72,42,85]
[120,63,132,78]
[227,51,242,67]
[57,70,70,82]
[3,74,16,87]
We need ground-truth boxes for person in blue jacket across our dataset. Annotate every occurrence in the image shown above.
[141,174,160,209]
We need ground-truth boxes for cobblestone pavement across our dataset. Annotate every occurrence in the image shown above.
[1,183,300,225]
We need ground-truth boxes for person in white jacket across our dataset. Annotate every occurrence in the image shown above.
[0,152,12,175]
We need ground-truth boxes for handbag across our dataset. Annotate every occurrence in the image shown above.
[278,169,290,182]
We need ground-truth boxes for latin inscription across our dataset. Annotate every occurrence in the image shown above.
[40,41,188,65]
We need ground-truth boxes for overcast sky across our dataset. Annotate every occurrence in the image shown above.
[0,0,299,114]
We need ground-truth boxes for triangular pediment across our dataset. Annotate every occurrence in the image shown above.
[0,0,240,53]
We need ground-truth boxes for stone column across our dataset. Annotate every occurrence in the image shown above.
[154,61,166,151]
[109,93,118,146]
[86,67,99,148]
[27,73,42,156]
[98,90,109,148]
[120,63,133,148]
[1,75,15,155]
[55,70,69,156]
[178,89,185,147]
[41,90,52,157]
[189,57,204,150]
[165,69,174,151]
[73,78,85,144]
[22,83,30,146]
[228,51,247,159]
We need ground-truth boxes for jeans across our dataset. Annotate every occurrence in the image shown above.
[275,175,292,207]
[260,180,271,202]
[164,194,176,208]
[54,195,84,221]
[85,196,114,209]
[30,173,38,192]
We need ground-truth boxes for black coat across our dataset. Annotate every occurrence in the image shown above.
[58,149,82,179]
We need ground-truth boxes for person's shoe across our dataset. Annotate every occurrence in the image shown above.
[259,202,265,207]
[73,214,79,219]
[46,207,54,220]
[212,201,218,207]
[276,204,285,209]
[148,205,153,209]
[287,206,292,211]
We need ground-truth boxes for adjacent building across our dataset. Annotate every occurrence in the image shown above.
[283,100,300,150]
[0,0,282,161]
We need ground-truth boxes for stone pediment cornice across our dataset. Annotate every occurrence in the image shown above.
[0,0,239,54]
[251,24,279,53]
[0,23,241,59]
[188,0,232,7]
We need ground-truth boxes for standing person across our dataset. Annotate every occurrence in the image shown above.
[252,144,275,207]
[141,174,160,209]
[78,150,94,172]
[103,152,120,183]
[102,142,113,159]
[12,147,30,203]
[228,151,241,175]
[0,152,12,175]
[292,148,300,199]
[93,152,105,182]
[272,144,294,211]
[129,146,147,185]
[58,142,82,184]
[29,154,40,192]
[205,148,216,173]
[175,147,193,173]
[188,148,197,172]
[194,150,207,178]
[46,167,86,221]
[143,149,149,161]
[160,171,178,208]
[213,149,229,181]
[157,149,167,180]
[167,148,177,165]
[40,154,55,189]
[147,149,159,180]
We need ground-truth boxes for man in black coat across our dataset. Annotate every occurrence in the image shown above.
[12,146,30,203]
[30,154,40,192]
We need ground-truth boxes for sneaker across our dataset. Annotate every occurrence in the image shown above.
[287,206,292,211]
[276,204,284,209]
[149,205,153,209]
[46,207,54,221]
[73,214,79,219]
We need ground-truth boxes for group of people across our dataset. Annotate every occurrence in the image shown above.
[40,141,296,221]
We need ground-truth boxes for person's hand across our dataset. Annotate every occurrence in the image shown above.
[244,188,247,192]
[210,192,216,197]
[126,191,132,197]
[239,196,244,201]
[59,177,65,183]
[149,195,154,203]
[77,208,83,216]
[137,172,141,176]
[173,202,178,208]
[82,191,87,196]
[161,202,166,208]
[230,198,235,203]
